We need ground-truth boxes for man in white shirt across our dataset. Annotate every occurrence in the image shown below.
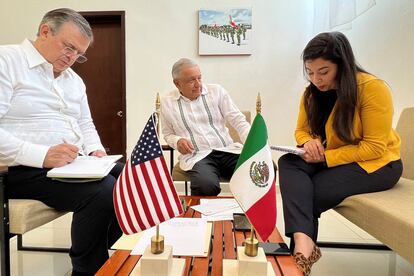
[161,58,250,196]
[0,8,122,276]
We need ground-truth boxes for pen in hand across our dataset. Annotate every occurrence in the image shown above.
[62,139,83,156]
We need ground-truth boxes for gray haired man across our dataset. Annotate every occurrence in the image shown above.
[161,58,250,196]
[0,8,122,275]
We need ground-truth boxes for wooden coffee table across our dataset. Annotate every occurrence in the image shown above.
[96,196,301,276]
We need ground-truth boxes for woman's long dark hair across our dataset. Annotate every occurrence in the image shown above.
[302,32,367,144]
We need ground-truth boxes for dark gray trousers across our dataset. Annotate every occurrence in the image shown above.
[7,163,124,275]
[187,150,239,196]
[278,154,402,245]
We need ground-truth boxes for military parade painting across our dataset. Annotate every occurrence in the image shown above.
[199,8,252,55]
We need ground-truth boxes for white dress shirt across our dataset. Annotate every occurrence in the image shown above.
[0,39,104,168]
[160,84,250,171]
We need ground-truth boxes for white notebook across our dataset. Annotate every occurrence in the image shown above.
[46,155,122,179]
[270,146,305,156]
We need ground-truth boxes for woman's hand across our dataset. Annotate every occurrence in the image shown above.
[302,139,325,163]
[301,152,326,163]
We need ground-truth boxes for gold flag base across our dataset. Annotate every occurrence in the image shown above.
[151,234,164,254]
[244,237,259,257]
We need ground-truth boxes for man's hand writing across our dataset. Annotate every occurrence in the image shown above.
[177,138,194,154]
[43,143,79,168]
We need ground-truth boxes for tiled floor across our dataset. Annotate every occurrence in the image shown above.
[4,183,414,276]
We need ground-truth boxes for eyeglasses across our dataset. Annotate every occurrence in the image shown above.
[62,47,88,63]
[184,76,202,86]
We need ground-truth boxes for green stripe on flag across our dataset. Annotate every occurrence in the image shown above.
[235,113,268,170]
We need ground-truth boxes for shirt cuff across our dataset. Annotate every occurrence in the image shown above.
[15,142,50,168]
[84,143,105,156]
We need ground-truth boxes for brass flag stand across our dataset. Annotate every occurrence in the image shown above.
[222,93,274,276]
[131,93,185,275]
[152,92,165,254]
[243,93,262,257]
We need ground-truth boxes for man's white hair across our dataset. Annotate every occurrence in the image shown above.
[171,58,198,80]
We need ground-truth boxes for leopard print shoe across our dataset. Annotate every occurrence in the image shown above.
[308,245,322,265]
[293,252,311,276]
[293,246,322,276]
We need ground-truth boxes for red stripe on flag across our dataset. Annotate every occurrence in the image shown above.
[113,176,130,234]
[118,165,139,233]
[159,156,183,213]
[130,164,155,227]
[150,158,175,218]
[245,180,277,241]
[140,162,166,222]
[121,161,145,233]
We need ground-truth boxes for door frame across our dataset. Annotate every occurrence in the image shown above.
[80,11,127,159]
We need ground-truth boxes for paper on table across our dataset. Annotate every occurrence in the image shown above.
[191,198,240,215]
[111,232,144,250]
[131,218,208,256]
[111,222,212,254]
[195,198,243,221]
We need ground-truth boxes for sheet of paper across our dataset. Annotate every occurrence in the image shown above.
[131,218,207,256]
[270,145,305,155]
[191,198,240,215]
[212,143,243,154]
[46,154,122,178]
[193,198,243,221]
[111,232,144,250]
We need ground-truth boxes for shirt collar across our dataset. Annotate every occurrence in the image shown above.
[21,39,71,78]
[173,84,209,101]
[21,39,49,69]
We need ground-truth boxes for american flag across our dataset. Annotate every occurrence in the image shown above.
[113,113,183,234]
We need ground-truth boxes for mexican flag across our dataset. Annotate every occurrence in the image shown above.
[229,113,276,241]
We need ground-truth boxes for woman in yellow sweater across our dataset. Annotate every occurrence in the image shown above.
[278,32,402,275]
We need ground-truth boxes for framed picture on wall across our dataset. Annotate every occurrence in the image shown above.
[198,8,252,55]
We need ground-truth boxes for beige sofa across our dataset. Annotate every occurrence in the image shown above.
[334,107,414,264]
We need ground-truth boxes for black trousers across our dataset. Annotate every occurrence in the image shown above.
[187,150,239,196]
[278,154,402,246]
[7,163,124,275]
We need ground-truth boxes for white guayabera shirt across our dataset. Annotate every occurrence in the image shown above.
[0,39,104,168]
[160,83,250,171]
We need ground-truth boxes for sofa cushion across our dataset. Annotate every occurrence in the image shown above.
[9,199,67,234]
[335,177,414,264]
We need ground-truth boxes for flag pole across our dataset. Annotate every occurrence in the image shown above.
[244,93,261,257]
[151,93,164,254]
[256,92,261,114]
[155,92,161,134]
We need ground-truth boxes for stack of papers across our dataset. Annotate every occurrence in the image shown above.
[191,198,243,221]
[46,154,122,180]
[112,218,212,257]
[131,218,207,256]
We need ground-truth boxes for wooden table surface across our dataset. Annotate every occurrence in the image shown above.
[97,196,301,276]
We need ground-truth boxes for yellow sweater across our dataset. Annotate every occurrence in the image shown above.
[295,73,401,173]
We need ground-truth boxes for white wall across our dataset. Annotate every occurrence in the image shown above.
[0,0,413,160]
[340,0,414,124]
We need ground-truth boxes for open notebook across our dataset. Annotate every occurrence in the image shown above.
[46,154,122,180]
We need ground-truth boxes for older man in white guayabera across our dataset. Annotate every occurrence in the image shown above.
[161,58,250,196]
